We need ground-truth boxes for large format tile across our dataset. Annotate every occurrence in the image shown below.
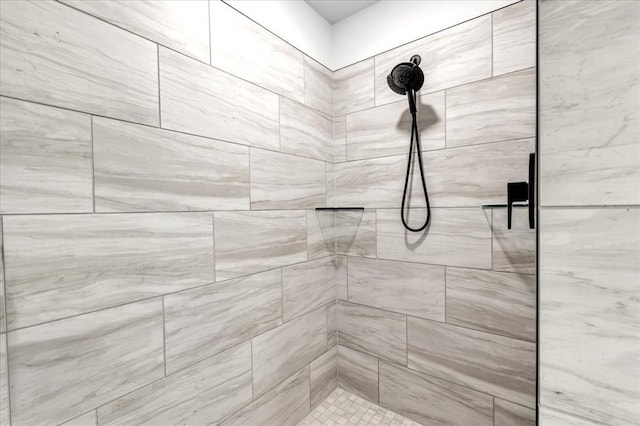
[336,209,377,257]
[0,1,158,125]
[0,97,93,214]
[495,398,536,426]
[333,115,347,162]
[379,361,493,426]
[94,117,250,212]
[333,59,375,116]
[164,269,282,374]
[348,257,444,321]
[214,210,307,281]
[8,299,164,425]
[3,213,213,329]
[304,56,332,116]
[280,97,333,161]
[250,149,326,210]
[61,410,96,426]
[446,267,536,342]
[408,317,536,408]
[252,307,327,397]
[326,301,337,348]
[98,343,252,425]
[540,208,640,424]
[374,16,491,106]
[61,0,210,62]
[310,346,338,409]
[492,208,536,274]
[338,345,379,404]
[540,0,640,206]
[0,334,8,426]
[338,301,406,364]
[210,1,304,102]
[335,255,348,301]
[377,208,492,269]
[282,257,336,322]
[493,0,536,76]
[538,407,601,426]
[446,68,536,148]
[159,47,279,150]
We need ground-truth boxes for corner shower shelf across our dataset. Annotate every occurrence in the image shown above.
[481,202,528,209]
[315,207,364,211]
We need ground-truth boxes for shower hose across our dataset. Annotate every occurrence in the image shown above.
[401,89,431,232]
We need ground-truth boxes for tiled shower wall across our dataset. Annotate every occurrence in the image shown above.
[330,1,537,425]
[0,1,338,424]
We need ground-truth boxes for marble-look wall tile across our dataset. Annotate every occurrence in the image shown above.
[538,407,601,426]
[335,256,348,301]
[221,366,310,426]
[495,398,536,426]
[540,208,640,424]
[0,1,158,125]
[94,117,250,212]
[61,0,210,62]
[210,1,304,102]
[98,343,252,425]
[333,115,347,162]
[379,361,493,426]
[304,56,332,116]
[159,47,279,150]
[377,208,492,269]
[333,59,375,116]
[0,97,93,214]
[3,213,213,329]
[493,0,536,76]
[346,92,445,161]
[282,257,336,322]
[374,16,491,106]
[0,221,5,333]
[338,301,406,364]
[446,267,536,342]
[408,317,536,408]
[250,149,326,210]
[336,209,377,257]
[214,210,307,281]
[60,410,96,426]
[338,345,379,404]
[307,210,336,260]
[492,208,536,274]
[8,299,164,425]
[0,334,8,426]
[164,269,282,374]
[326,301,337,348]
[252,307,327,397]
[446,68,536,148]
[540,1,640,207]
[310,346,338,409]
[348,257,444,321]
[280,97,333,161]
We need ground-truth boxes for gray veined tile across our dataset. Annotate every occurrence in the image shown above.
[250,149,326,210]
[282,257,336,322]
[374,15,491,106]
[60,0,210,63]
[94,117,250,212]
[538,407,601,426]
[379,361,493,426]
[327,301,337,348]
[336,209,377,257]
[3,213,214,329]
[0,97,93,214]
[8,299,164,426]
[0,0,159,125]
[214,210,307,281]
[0,221,5,333]
[493,0,536,76]
[210,1,304,102]
[307,209,336,259]
[60,410,97,426]
[0,333,8,426]
[338,345,379,404]
[304,56,332,116]
[408,317,536,408]
[252,307,327,397]
[348,257,445,321]
[335,255,348,301]
[446,68,536,148]
[494,398,536,426]
[333,59,375,116]
[280,97,333,161]
[310,346,338,409]
[98,342,253,426]
[333,115,347,162]
[492,208,536,274]
[164,269,282,375]
[159,47,279,150]
[326,162,336,207]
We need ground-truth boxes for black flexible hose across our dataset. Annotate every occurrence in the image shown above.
[400,89,431,232]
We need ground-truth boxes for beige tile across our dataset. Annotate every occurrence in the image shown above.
[0,1,158,125]
[252,307,327,397]
[492,208,536,274]
[3,213,213,329]
[446,68,536,148]
[0,97,92,214]
[8,299,164,425]
[338,301,406,364]
[159,47,279,150]
[280,97,333,161]
[61,0,210,62]
[336,209,377,257]
[60,410,96,426]
[538,407,600,426]
[375,16,491,106]
[446,267,536,342]
[283,257,336,322]
[377,208,492,269]
[338,345,379,404]
[348,257,444,321]
[310,346,338,409]
[304,56,332,116]
[379,361,493,426]
[334,59,375,116]
[408,317,536,408]
[98,343,252,425]
[0,334,8,426]
[495,398,535,426]
[335,255,348,301]
[326,301,337,348]
[94,117,250,212]
[493,0,536,76]
[214,210,307,281]
[334,115,347,162]
[210,1,304,102]
[250,149,326,210]
[164,269,282,374]
[307,210,336,260]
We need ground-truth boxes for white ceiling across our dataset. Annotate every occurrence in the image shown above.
[305,0,379,24]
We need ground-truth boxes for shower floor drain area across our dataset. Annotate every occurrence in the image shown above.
[298,388,423,426]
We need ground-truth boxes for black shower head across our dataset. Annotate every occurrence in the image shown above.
[387,54,424,95]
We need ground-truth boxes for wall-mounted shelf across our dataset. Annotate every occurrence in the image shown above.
[315,207,364,211]
[481,202,528,209]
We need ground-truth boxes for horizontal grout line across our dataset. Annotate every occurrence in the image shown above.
[539,204,640,210]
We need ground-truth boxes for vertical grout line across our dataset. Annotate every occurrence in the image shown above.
[376,358,380,405]
[207,0,213,65]
[444,266,447,322]
[157,44,162,128]
[250,339,255,401]
[490,209,494,270]
[492,396,496,426]
[277,97,282,152]
[491,13,494,77]
[405,315,409,367]
[90,116,96,213]
[1,216,12,425]
[248,148,253,211]
[212,214,216,283]
[280,268,285,323]
[443,90,447,149]
[161,296,167,377]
